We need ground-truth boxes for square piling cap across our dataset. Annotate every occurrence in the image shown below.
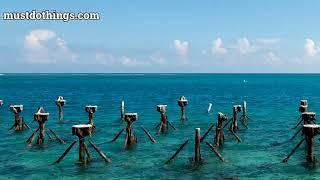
[124,113,138,121]
[10,105,23,112]
[157,105,167,112]
[233,105,242,112]
[85,105,98,113]
[72,124,92,136]
[300,100,308,106]
[34,107,49,121]
[302,112,316,115]
[55,97,66,106]
[303,124,320,129]
[178,99,188,107]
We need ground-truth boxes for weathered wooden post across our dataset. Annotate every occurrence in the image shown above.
[284,111,319,163]
[215,112,227,146]
[304,124,318,163]
[240,101,248,128]
[54,124,111,164]
[34,107,49,145]
[207,103,212,113]
[157,105,169,133]
[108,112,156,145]
[124,113,138,147]
[178,96,188,124]
[194,128,202,163]
[85,105,98,128]
[73,124,92,163]
[10,105,28,131]
[230,105,242,132]
[27,107,65,146]
[55,96,65,122]
[165,127,224,164]
[120,101,125,121]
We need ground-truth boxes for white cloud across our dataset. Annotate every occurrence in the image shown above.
[95,52,115,65]
[305,38,319,57]
[121,56,150,67]
[237,37,256,55]
[150,52,167,64]
[24,29,77,64]
[174,40,189,56]
[211,38,227,55]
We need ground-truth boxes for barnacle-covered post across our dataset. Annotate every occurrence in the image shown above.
[72,124,92,163]
[54,124,111,164]
[85,105,98,128]
[34,107,49,144]
[157,105,168,132]
[304,124,318,163]
[27,107,65,146]
[10,105,28,131]
[124,113,138,146]
[215,112,227,146]
[230,105,242,132]
[55,96,66,122]
[194,128,202,163]
[120,101,125,121]
[178,96,188,124]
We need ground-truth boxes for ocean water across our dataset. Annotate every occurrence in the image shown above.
[0,73,320,179]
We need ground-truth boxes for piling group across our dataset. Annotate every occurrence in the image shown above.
[0,96,251,167]
[283,100,320,164]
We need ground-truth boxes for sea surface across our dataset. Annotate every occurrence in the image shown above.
[0,73,320,179]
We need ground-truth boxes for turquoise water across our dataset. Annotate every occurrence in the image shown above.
[1,73,320,179]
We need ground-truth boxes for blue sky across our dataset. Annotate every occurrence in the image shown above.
[0,1,320,73]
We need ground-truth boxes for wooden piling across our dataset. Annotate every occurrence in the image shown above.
[85,105,97,127]
[72,124,92,164]
[10,105,27,131]
[178,96,188,124]
[33,107,49,145]
[54,124,111,164]
[124,113,138,146]
[194,128,202,162]
[215,112,227,146]
[55,96,65,122]
[157,105,168,133]
[207,103,212,113]
[304,124,318,163]
[230,105,241,132]
[120,101,125,121]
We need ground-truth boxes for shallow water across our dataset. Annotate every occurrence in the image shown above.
[0,73,320,179]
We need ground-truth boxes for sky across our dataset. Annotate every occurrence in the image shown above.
[0,1,320,73]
